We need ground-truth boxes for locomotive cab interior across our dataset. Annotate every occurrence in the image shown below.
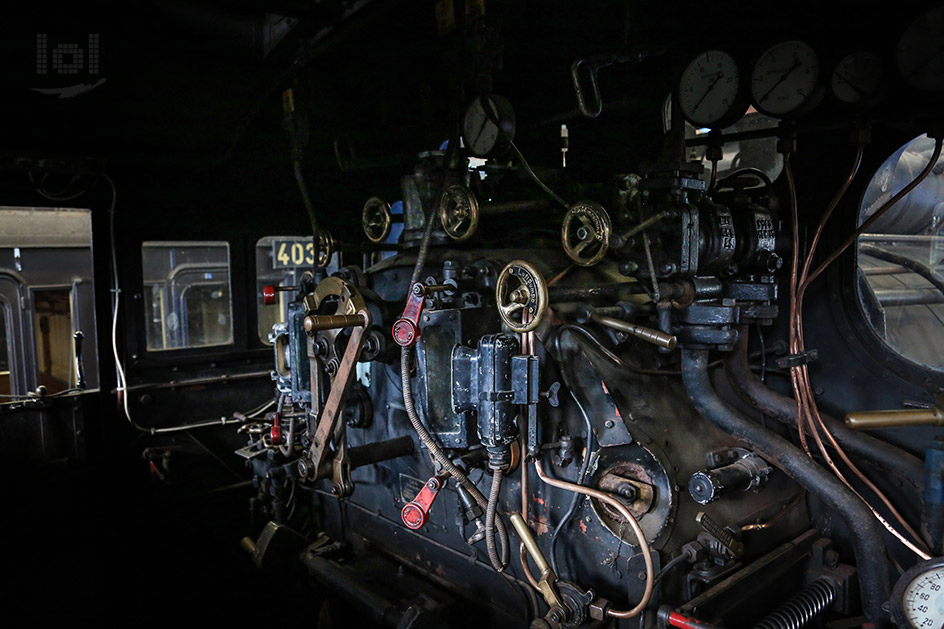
[4,2,944,627]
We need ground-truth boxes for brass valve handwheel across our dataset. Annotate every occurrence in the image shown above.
[439,185,480,242]
[561,200,612,267]
[317,230,334,268]
[496,260,548,333]
[361,197,392,243]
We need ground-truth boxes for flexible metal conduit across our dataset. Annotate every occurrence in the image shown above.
[722,327,924,493]
[681,348,889,627]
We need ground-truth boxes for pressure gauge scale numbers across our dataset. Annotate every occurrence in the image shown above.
[891,558,944,628]
[751,41,820,117]
[678,50,745,128]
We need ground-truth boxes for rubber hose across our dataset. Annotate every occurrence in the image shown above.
[486,468,506,572]
[722,327,924,493]
[681,348,889,627]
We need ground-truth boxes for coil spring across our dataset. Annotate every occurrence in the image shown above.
[754,578,837,629]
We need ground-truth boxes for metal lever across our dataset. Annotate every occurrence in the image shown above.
[695,511,744,558]
[591,313,677,350]
[262,284,300,306]
[298,308,372,482]
[304,312,368,334]
[846,394,944,430]
[510,512,562,609]
[401,471,450,530]
[392,282,449,347]
[571,53,646,118]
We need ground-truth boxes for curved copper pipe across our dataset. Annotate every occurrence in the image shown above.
[533,460,654,618]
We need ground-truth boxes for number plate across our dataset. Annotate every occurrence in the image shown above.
[271,238,315,269]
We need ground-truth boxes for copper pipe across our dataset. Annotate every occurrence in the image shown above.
[533,460,653,618]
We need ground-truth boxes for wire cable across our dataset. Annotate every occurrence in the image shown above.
[549,390,596,576]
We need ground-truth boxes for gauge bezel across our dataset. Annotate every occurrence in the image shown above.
[890,557,944,628]
[462,94,516,158]
[676,49,749,129]
[829,50,886,109]
[897,6,944,92]
[750,40,824,118]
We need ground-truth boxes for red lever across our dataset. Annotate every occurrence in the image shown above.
[262,285,276,305]
[270,418,283,445]
[392,282,428,347]
[401,472,449,530]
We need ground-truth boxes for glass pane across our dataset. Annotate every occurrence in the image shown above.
[254,236,338,344]
[142,241,233,351]
[33,288,73,394]
[857,134,944,371]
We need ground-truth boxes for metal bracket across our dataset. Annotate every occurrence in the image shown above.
[775,348,819,369]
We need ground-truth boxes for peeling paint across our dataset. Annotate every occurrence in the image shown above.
[579,519,587,534]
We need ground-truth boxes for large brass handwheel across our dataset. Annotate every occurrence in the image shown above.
[439,185,480,242]
[496,260,548,333]
[361,197,392,244]
[561,200,612,266]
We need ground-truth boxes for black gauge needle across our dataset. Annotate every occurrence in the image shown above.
[835,73,865,96]
[691,72,724,113]
[759,58,801,103]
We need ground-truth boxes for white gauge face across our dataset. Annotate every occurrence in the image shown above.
[751,41,819,116]
[897,6,944,91]
[463,96,514,158]
[832,51,883,104]
[678,50,741,127]
[902,567,944,628]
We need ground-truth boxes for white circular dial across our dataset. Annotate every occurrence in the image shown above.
[897,6,944,91]
[751,41,819,116]
[462,95,515,158]
[831,51,884,104]
[902,567,944,628]
[678,50,741,127]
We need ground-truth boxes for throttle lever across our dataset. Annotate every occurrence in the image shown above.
[401,471,450,530]
[392,282,450,347]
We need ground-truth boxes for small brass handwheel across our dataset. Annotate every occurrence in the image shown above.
[561,201,612,267]
[496,260,548,333]
[362,197,392,243]
[439,185,480,242]
[317,230,334,268]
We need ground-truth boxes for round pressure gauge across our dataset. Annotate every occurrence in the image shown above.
[897,6,944,91]
[831,51,884,106]
[462,94,516,158]
[751,41,821,117]
[890,557,944,628]
[677,50,747,128]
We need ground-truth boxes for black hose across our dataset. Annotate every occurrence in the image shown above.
[680,348,889,627]
[549,390,595,576]
[722,327,924,494]
[486,468,506,572]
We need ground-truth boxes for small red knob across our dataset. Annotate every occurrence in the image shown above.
[270,423,282,445]
[392,318,420,347]
[263,285,276,306]
[401,502,428,529]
